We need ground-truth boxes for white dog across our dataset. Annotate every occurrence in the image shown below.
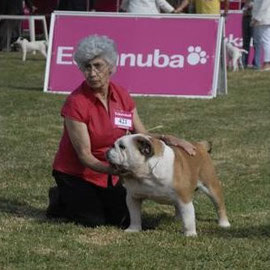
[14,37,47,61]
[107,134,230,236]
[226,41,248,71]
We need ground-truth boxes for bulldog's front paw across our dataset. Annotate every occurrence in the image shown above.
[124,226,141,233]
[218,219,231,228]
[184,231,197,237]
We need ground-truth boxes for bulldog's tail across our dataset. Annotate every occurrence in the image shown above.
[198,141,212,153]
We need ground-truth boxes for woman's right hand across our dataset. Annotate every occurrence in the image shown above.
[108,164,130,176]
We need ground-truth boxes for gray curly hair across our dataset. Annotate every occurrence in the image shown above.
[73,34,118,71]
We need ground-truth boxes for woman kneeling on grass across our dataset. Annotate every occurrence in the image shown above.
[46,34,196,228]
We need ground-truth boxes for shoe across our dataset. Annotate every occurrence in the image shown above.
[261,67,270,71]
[249,65,260,70]
[260,63,270,71]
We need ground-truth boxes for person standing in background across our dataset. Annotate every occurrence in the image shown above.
[120,0,176,14]
[195,0,229,15]
[242,0,254,68]
[0,0,37,51]
[168,0,229,15]
[251,0,270,71]
[57,0,95,11]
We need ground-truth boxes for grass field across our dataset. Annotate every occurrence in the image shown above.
[0,52,269,270]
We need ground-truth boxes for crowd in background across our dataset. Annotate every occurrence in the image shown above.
[0,0,269,70]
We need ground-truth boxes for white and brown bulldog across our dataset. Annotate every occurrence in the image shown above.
[106,134,230,236]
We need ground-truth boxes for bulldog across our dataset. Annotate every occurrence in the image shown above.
[106,134,230,236]
[14,37,47,61]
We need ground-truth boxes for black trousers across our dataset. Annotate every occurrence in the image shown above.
[46,170,130,228]
[242,15,253,67]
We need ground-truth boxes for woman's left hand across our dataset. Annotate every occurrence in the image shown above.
[161,135,196,156]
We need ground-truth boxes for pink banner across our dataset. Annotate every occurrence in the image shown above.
[225,12,243,47]
[45,12,223,98]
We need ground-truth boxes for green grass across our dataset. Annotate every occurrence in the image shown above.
[0,52,270,270]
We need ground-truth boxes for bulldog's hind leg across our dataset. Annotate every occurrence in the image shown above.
[197,173,230,228]
[125,193,143,232]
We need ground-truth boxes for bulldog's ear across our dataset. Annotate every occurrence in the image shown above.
[135,137,153,158]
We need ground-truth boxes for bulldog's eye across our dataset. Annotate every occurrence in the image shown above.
[119,144,126,150]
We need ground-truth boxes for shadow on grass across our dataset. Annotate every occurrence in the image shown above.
[213,225,270,238]
[0,197,45,219]
[0,196,76,228]
[1,197,269,238]
[142,213,270,238]
[0,196,165,229]
[142,213,169,230]
[194,214,270,238]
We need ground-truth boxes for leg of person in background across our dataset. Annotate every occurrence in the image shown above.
[0,20,6,51]
[0,20,14,51]
[188,0,196,13]
[10,20,22,51]
[242,14,252,68]
[252,25,262,69]
[0,0,7,50]
[86,0,93,11]
[89,0,95,10]
[260,25,270,71]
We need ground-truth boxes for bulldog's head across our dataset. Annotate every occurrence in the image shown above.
[106,134,164,177]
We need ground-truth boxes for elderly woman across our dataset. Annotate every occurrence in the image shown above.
[46,34,195,228]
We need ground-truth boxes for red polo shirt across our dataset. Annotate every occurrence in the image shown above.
[53,81,135,188]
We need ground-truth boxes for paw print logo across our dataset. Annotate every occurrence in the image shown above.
[187,46,208,66]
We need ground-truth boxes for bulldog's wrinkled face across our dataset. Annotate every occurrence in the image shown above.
[106,134,163,174]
